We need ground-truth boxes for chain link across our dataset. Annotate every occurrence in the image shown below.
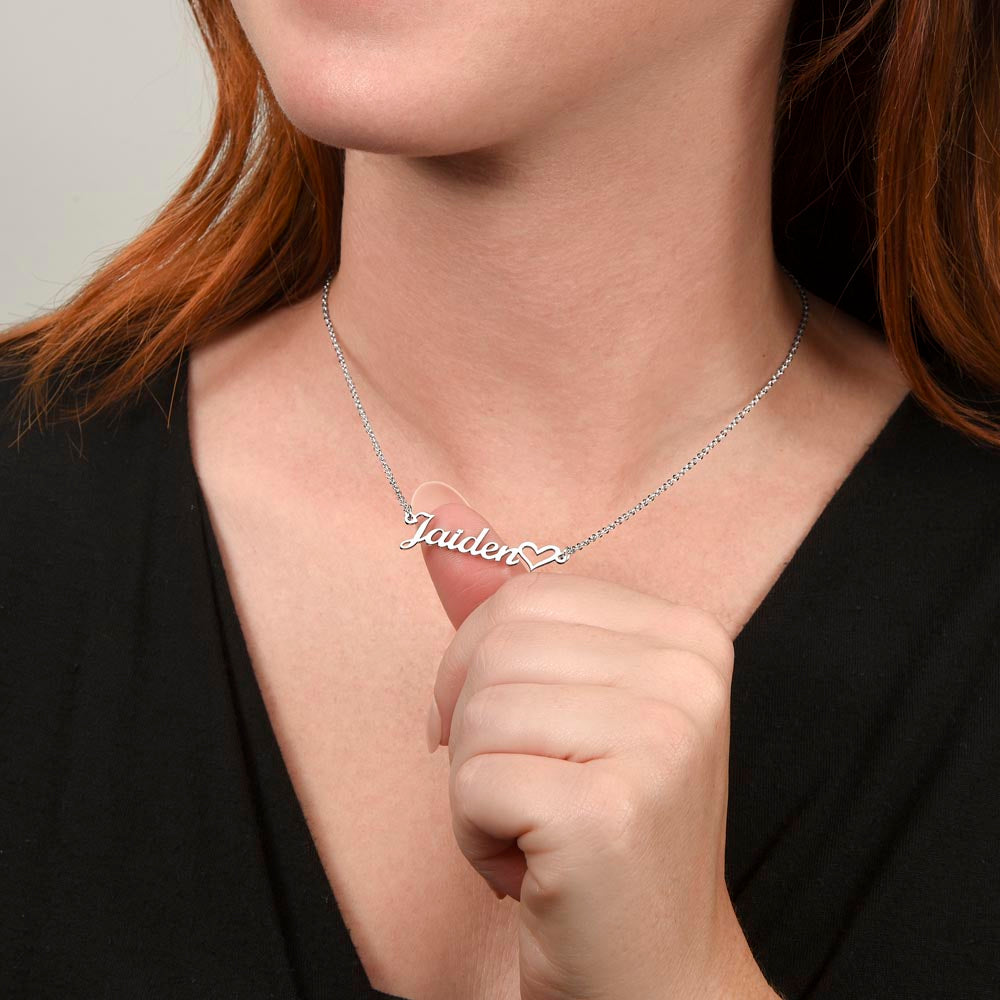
[321,266,809,566]
[321,271,416,521]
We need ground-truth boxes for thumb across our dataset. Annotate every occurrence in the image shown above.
[410,480,526,629]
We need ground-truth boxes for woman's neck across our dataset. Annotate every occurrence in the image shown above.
[313,17,808,504]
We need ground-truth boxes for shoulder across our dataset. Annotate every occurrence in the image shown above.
[870,381,1000,664]
[0,351,195,596]
[0,352,188,490]
[892,377,1000,515]
[0,349,207,730]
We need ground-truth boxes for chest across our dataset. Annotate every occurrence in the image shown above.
[213,505,529,998]
[188,457,817,1000]
[183,333,908,999]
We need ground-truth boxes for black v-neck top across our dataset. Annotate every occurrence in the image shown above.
[2,345,999,999]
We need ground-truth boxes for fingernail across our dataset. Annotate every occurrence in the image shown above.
[411,480,471,513]
[425,698,441,753]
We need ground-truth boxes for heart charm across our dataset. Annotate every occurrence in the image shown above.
[516,542,564,572]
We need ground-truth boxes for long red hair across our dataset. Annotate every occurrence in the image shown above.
[3,0,1000,445]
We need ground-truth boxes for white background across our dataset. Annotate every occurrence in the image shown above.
[1,1,215,326]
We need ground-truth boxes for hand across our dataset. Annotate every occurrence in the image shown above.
[413,482,781,1000]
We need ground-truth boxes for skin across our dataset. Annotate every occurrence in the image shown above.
[228,0,807,485]
[207,0,912,996]
[418,482,778,999]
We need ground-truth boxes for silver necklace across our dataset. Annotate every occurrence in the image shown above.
[321,267,809,572]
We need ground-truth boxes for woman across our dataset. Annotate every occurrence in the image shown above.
[2,0,998,997]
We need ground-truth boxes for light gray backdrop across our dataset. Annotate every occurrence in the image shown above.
[1,1,215,326]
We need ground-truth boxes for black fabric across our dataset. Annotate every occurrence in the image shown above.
[1,345,998,999]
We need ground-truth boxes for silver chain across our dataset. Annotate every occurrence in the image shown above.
[320,266,809,566]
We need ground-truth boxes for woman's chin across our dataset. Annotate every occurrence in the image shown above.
[265,60,520,158]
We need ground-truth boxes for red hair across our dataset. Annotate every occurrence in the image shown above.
[3,0,1000,445]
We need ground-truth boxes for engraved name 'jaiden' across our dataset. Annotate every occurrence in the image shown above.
[399,511,566,572]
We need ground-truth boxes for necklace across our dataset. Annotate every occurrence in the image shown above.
[321,267,809,572]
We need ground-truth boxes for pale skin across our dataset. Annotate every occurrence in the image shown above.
[417,485,778,999]
[185,0,913,996]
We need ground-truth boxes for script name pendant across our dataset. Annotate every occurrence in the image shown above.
[400,511,568,572]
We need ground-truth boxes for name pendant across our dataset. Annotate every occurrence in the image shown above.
[399,510,569,572]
